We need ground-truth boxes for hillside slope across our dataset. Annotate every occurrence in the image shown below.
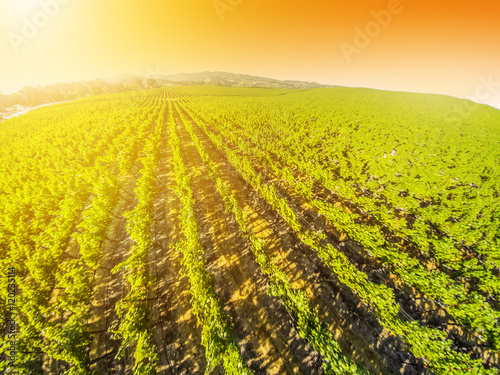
[0,86,498,375]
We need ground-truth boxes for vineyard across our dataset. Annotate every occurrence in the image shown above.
[0,86,499,374]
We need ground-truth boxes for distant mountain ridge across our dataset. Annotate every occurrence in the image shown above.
[105,71,334,89]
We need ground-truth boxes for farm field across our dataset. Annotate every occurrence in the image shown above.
[0,86,499,375]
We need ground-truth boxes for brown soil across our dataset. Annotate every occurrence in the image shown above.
[173,104,321,374]
[147,120,206,375]
[88,174,138,374]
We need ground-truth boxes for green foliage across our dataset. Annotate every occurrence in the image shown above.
[178,101,366,374]
[2,86,499,374]
[110,95,165,374]
[168,101,252,374]
[180,92,499,374]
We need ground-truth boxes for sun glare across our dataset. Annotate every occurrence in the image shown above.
[8,0,40,12]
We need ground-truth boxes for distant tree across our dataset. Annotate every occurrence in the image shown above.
[19,86,45,106]
[146,79,159,90]
[133,78,145,90]
[88,80,105,96]
[114,82,127,93]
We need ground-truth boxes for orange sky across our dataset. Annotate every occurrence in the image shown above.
[0,0,499,107]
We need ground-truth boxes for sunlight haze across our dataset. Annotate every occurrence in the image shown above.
[0,0,499,107]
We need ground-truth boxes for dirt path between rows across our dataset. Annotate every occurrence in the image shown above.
[87,174,138,374]
[147,111,206,375]
[173,104,321,374]
[89,106,208,375]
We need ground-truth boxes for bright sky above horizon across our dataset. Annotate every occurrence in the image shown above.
[0,0,499,108]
